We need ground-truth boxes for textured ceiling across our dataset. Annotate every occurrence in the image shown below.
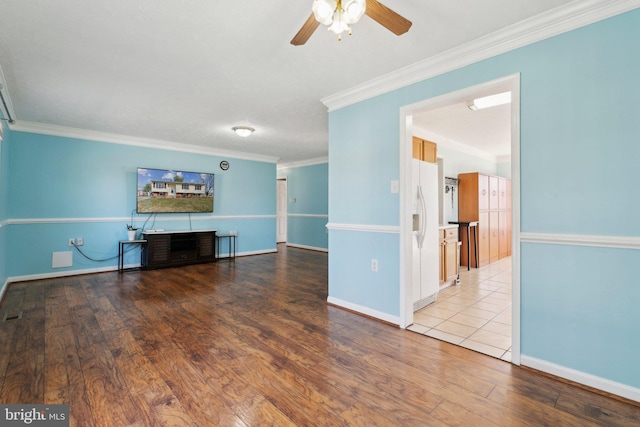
[0,0,580,163]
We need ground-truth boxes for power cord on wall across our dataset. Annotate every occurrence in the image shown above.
[72,211,199,264]
[131,210,159,233]
[69,211,156,263]
[140,212,156,232]
[70,241,138,263]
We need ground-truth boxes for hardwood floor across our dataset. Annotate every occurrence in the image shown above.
[1,245,638,426]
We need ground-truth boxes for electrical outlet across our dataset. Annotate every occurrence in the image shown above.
[371,259,379,272]
[76,237,84,246]
[68,238,75,247]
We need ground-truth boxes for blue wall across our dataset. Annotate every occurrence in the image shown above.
[521,243,639,387]
[328,9,640,391]
[278,162,328,250]
[5,130,276,278]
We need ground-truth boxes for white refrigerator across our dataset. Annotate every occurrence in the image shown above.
[412,158,439,311]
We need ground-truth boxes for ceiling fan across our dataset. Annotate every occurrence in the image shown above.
[291,0,412,46]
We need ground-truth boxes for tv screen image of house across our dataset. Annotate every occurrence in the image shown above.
[137,168,214,213]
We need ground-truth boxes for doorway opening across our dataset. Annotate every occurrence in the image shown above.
[400,74,521,365]
[276,177,287,244]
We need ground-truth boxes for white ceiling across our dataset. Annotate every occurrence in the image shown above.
[0,0,582,164]
[414,101,512,159]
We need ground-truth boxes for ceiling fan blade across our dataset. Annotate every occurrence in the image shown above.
[291,13,321,46]
[365,0,412,35]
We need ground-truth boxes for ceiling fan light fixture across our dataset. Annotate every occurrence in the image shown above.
[313,0,365,37]
[312,0,335,25]
[328,10,350,35]
[291,0,410,46]
[344,0,366,23]
[232,126,255,138]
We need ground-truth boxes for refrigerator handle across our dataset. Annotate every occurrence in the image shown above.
[416,186,422,248]
[418,185,427,248]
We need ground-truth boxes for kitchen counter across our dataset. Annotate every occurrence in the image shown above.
[439,224,459,230]
[448,221,478,270]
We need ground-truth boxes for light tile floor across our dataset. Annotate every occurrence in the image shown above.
[408,257,512,361]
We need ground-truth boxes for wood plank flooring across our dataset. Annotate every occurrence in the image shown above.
[0,245,638,426]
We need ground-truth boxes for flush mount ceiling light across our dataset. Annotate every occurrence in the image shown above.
[468,91,512,110]
[232,126,255,138]
[313,0,366,40]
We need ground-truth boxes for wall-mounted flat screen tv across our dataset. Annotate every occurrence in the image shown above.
[137,167,214,213]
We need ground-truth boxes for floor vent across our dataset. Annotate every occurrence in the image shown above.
[2,310,23,322]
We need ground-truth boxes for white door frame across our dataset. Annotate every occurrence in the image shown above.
[398,74,521,365]
[276,177,288,243]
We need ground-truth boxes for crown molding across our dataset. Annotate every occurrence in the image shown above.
[322,0,640,111]
[0,64,17,121]
[277,156,328,170]
[8,120,280,164]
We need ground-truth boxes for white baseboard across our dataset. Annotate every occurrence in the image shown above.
[0,278,8,304]
[327,296,400,326]
[5,248,278,285]
[521,355,640,403]
[8,265,121,283]
[235,248,277,257]
[413,293,437,311]
[286,243,328,253]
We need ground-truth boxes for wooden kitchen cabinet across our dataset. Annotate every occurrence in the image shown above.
[489,211,500,264]
[412,136,437,163]
[499,177,508,210]
[499,211,510,259]
[478,211,490,266]
[439,226,459,286]
[478,174,489,211]
[489,176,499,210]
[458,172,511,268]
